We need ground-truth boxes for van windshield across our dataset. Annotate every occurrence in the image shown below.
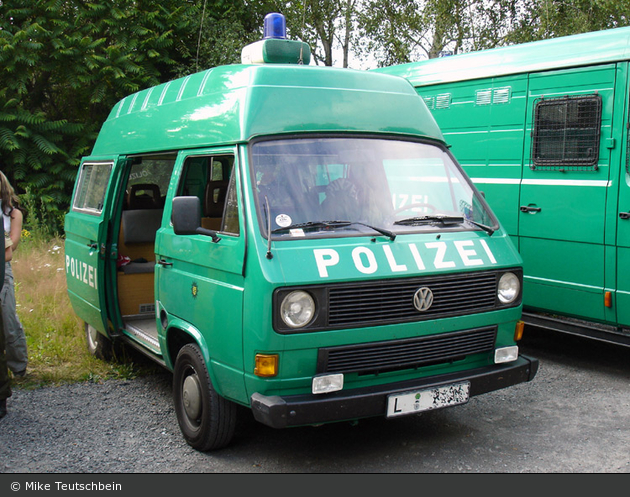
[250,137,497,239]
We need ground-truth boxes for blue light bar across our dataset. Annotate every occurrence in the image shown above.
[263,13,286,39]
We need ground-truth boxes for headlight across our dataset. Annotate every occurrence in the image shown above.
[280,290,316,328]
[498,272,520,304]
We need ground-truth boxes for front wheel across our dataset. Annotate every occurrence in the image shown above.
[173,343,236,451]
[85,322,113,360]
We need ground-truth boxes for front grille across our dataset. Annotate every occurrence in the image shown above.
[328,270,498,327]
[317,326,496,375]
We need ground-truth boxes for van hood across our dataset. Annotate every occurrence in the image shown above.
[266,231,521,286]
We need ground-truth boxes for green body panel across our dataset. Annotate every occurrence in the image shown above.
[374,26,630,86]
[375,27,630,329]
[240,228,522,399]
[65,59,524,410]
[64,157,121,335]
[91,64,444,156]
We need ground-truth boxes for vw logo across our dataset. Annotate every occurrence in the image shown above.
[413,287,434,312]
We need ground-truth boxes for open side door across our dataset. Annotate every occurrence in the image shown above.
[64,156,128,336]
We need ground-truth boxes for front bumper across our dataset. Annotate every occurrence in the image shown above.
[250,355,538,429]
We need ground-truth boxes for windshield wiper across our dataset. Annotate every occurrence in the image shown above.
[272,220,396,241]
[464,219,495,236]
[394,215,495,236]
[394,215,464,227]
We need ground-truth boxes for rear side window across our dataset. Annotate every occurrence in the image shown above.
[72,162,112,214]
[531,94,602,170]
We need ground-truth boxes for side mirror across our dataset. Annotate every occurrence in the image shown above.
[172,196,220,242]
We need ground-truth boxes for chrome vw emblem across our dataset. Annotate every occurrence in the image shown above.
[413,287,434,312]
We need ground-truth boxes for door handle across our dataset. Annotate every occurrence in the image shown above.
[87,242,98,250]
[520,206,542,213]
[619,212,630,220]
[157,259,173,267]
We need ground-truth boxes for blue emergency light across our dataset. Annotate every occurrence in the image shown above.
[263,13,286,39]
[241,12,310,65]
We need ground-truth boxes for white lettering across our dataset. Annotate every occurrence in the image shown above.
[313,240,503,278]
[352,247,378,274]
[313,249,340,278]
[454,240,483,266]
[64,256,98,289]
[479,239,497,264]
[408,244,426,270]
[425,241,456,268]
[383,245,407,272]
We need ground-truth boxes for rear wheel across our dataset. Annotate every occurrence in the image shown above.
[173,343,236,451]
[85,322,113,360]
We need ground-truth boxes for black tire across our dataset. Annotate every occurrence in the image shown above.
[173,343,236,451]
[85,322,113,360]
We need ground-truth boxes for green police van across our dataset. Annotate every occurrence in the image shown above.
[64,14,537,451]
[375,27,630,347]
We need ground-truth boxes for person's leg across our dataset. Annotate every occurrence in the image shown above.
[1,263,27,375]
[0,306,11,419]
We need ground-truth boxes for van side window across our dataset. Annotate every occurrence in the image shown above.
[180,155,239,235]
[531,94,602,170]
[125,155,176,210]
[72,162,112,214]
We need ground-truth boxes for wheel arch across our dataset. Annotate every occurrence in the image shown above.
[163,317,210,371]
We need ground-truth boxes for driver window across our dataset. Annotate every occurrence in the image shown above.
[179,154,240,235]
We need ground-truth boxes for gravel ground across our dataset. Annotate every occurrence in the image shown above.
[1,328,630,473]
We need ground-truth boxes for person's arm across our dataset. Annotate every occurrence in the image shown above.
[9,208,22,252]
[4,235,12,263]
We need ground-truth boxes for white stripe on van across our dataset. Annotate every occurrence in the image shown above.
[521,179,611,187]
[470,178,521,185]
[470,178,611,187]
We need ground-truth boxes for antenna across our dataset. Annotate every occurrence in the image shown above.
[195,0,208,72]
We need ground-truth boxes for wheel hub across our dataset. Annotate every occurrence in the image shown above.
[182,374,202,420]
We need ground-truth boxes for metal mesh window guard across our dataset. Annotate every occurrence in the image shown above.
[531,94,602,171]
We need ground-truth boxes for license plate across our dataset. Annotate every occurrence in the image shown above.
[386,381,470,418]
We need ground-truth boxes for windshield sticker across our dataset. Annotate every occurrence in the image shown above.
[290,229,305,237]
[313,240,497,278]
[275,214,292,227]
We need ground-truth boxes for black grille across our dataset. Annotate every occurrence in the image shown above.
[531,94,602,171]
[317,326,497,375]
[327,270,498,327]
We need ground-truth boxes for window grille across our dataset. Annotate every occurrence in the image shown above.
[435,93,451,109]
[531,94,602,171]
[476,89,492,106]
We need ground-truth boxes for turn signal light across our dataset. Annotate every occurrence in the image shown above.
[514,320,525,341]
[605,291,612,308]
[254,354,279,377]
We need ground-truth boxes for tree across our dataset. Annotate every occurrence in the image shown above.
[0,0,193,233]
[173,0,273,76]
[507,0,630,44]
[273,0,360,67]
[358,0,530,66]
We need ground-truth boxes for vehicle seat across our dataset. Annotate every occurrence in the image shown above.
[128,183,161,210]
[202,180,229,230]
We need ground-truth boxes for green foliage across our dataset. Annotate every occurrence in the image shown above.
[172,0,269,76]
[1,0,630,237]
[0,0,195,233]
[359,0,528,65]
[507,0,630,44]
